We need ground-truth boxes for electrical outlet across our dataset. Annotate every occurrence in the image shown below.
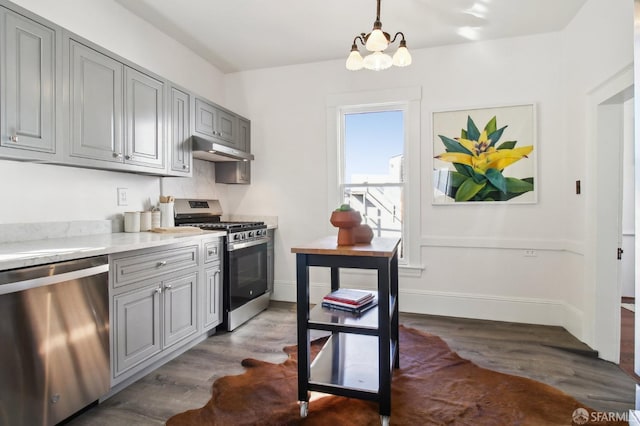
[524,249,537,257]
[117,188,128,206]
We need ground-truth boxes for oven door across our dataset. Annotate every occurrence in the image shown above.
[227,239,268,311]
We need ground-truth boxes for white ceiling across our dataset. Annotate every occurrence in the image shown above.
[115,0,587,74]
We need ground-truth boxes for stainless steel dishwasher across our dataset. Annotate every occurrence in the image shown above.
[0,255,110,426]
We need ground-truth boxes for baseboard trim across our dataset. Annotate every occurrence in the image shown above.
[272,281,584,336]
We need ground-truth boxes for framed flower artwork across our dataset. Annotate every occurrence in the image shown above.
[432,104,537,204]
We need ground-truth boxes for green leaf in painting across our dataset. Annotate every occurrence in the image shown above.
[453,163,473,177]
[438,135,473,155]
[505,177,534,193]
[484,116,497,135]
[466,116,480,141]
[449,171,468,188]
[497,140,517,150]
[485,168,507,193]
[455,179,486,201]
[487,125,507,147]
[461,129,468,139]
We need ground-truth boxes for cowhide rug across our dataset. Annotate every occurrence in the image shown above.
[166,325,625,425]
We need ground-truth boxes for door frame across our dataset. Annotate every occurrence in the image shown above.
[585,64,633,362]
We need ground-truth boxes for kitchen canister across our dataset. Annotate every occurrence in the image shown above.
[124,211,141,233]
[159,202,174,227]
[139,211,152,231]
[151,210,161,229]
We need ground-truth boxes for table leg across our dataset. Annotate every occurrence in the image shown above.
[296,254,310,409]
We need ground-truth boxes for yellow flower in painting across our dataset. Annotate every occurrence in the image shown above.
[435,130,533,175]
[433,115,535,201]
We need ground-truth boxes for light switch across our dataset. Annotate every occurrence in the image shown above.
[117,188,128,206]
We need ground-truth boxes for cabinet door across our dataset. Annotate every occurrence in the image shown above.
[237,117,250,152]
[113,283,162,376]
[203,265,222,330]
[169,86,191,174]
[124,67,164,169]
[194,98,217,139]
[1,8,56,154]
[163,273,198,348]
[69,40,124,162]
[216,108,237,146]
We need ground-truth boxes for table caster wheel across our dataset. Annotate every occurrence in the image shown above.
[380,415,390,426]
[299,401,308,418]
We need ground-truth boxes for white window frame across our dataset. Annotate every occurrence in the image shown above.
[326,87,422,274]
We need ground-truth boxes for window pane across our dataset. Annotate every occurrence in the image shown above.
[343,110,404,258]
[344,111,404,184]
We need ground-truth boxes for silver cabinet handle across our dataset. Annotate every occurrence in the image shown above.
[125,154,132,160]
[164,284,172,290]
[113,152,122,158]
[10,135,18,142]
[208,247,217,256]
[155,287,162,294]
[157,261,167,267]
[182,164,187,169]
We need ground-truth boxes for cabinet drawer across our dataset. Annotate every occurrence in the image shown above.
[113,245,198,288]
[204,239,222,263]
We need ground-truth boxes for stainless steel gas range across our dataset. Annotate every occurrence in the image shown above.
[174,199,269,331]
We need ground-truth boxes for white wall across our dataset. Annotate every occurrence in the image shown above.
[223,0,633,347]
[0,0,229,226]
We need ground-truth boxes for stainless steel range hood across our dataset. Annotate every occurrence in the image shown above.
[191,135,254,162]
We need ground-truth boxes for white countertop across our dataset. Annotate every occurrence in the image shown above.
[0,230,226,272]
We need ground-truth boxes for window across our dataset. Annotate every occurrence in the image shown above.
[326,86,421,272]
[341,109,405,258]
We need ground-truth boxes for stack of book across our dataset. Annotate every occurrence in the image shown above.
[321,288,377,315]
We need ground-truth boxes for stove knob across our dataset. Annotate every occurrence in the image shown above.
[234,234,240,241]
[248,231,254,238]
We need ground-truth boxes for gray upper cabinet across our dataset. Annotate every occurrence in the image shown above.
[194,97,241,149]
[66,38,165,172]
[68,40,124,163]
[168,86,191,176]
[0,6,60,160]
[124,67,164,169]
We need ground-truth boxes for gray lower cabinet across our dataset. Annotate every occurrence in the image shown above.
[113,271,198,379]
[202,236,222,330]
[110,237,224,388]
[113,281,162,375]
[168,85,192,176]
[162,272,198,347]
[203,264,222,330]
[0,6,60,161]
[67,38,165,172]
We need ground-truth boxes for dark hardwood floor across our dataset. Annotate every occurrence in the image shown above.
[620,303,639,381]
[67,302,635,425]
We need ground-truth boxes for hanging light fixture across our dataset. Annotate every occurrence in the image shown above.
[346,0,412,71]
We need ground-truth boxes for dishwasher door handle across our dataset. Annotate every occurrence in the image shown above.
[0,263,109,296]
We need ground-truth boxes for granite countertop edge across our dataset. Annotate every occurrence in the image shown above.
[0,230,226,272]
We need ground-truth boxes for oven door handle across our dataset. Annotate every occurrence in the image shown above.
[228,239,268,251]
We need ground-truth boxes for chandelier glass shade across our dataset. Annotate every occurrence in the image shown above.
[346,0,412,71]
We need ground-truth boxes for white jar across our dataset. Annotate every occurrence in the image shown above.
[139,211,152,231]
[159,202,174,227]
[151,210,161,229]
[124,211,141,233]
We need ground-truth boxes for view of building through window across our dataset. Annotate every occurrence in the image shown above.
[343,110,404,257]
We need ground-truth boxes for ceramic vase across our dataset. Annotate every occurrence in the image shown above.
[330,210,362,246]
